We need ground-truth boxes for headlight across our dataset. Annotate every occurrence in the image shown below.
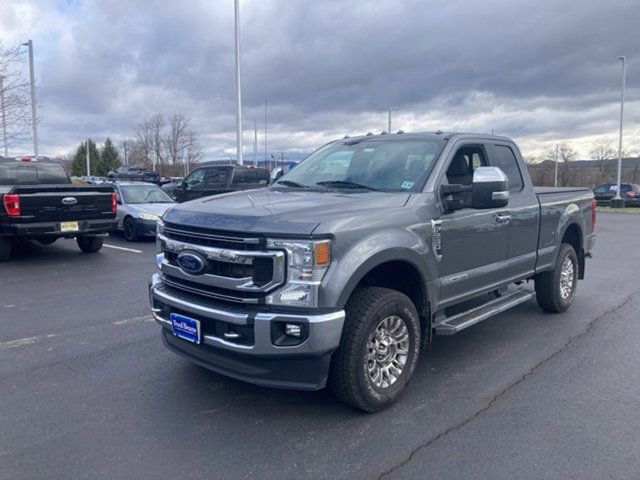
[139,212,160,221]
[266,239,331,307]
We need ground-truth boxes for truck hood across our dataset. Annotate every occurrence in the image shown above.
[162,187,410,236]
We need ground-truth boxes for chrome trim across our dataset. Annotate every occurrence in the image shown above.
[151,284,250,325]
[161,274,259,304]
[162,225,260,245]
[160,254,285,292]
[159,232,271,265]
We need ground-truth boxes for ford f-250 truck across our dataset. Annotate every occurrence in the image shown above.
[149,132,596,411]
[0,156,117,261]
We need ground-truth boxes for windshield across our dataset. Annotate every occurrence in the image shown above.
[120,184,174,204]
[0,161,70,185]
[276,138,444,192]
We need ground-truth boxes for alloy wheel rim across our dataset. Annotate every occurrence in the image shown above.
[365,315,410,389]
[560,256,575,300]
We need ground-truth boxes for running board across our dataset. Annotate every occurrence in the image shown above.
[433,289,534,336]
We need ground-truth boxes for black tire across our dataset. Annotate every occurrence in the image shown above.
[123,217,138,242]
[76,235,104,253]
[329,287,422,412]
[535,243,578,313]
[0,236,12,262]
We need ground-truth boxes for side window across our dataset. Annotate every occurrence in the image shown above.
[593,185,608,194]
[232,169,247,184]
[490,145,524,192]
[445,145,487,186]
[185,168,205,186]
[205,168,228,184]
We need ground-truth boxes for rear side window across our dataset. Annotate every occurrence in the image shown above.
[490,145,524,192]
[205,168,229,184]
[0,161,69,185]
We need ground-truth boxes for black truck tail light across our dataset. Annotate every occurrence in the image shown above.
[3,194,20,216]
[111,192,117,212]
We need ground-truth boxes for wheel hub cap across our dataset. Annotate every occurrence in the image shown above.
[366,316,409,389]
[560,256,575,299]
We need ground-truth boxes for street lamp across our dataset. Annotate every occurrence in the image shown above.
[21,40,38,158]
[554,144,559,187]
[611,56,627,208]
[388,107,398,133]
[234,0,243,166]
[0,75,7,157]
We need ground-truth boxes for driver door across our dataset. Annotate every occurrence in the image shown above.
[435,143,511,307]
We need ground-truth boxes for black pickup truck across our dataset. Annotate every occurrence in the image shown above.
[149,132,596,411]
[0,156,117,261]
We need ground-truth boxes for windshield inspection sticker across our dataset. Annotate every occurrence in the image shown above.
[401,181,414,189]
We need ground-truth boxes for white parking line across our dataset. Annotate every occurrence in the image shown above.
[103,243,143,254]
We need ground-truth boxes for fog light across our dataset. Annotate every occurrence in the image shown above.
[285,323,302,337]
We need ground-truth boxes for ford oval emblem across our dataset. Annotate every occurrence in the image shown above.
[176,251,206,275]
[61,196,78,206]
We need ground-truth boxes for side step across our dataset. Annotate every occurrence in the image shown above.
[434,289,534,336]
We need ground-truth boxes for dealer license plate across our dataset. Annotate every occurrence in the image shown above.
[170,313,201,344]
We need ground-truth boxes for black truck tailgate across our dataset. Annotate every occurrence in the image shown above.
[8,184,115,222]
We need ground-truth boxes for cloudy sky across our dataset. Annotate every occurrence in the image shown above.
[1,0,639,160]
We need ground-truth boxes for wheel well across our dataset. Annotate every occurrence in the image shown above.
[354,260,431,348]
[562,223,584,278]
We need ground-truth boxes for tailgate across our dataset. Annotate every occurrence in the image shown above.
[10,184,115,222]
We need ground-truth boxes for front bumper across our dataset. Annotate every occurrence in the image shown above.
[133,218,158,237]
[1,218,116,237]
[148,273,345,390]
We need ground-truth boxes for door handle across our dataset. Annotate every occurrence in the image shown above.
[495,212,511,224]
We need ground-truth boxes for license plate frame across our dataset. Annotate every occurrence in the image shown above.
[170,313,201,344]
[60,221,79,232]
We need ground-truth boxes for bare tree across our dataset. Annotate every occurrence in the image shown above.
[589,140,615,183]
[164,113,188,166]
[134,121,154,168]
[0,42,33,152]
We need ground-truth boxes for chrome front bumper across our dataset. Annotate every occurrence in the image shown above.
[148,273,345,357]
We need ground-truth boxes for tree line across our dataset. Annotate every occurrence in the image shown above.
[67,113,203,177]
[525,140,640,187]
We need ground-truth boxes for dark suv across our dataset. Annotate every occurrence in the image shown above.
[593,182,640,206]
[107,165,160,184]
[173,165,270,202]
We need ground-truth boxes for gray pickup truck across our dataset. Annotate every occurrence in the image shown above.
[149,132,596,411]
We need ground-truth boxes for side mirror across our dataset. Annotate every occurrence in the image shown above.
[471,167,509,209]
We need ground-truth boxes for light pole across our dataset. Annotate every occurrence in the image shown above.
[0,75,7,157]
[388,106,398,133]
[554,144,559,187]
[234,0,243,165]
[85,138,90,176]
[612,56,627,208]
[264,99,268,170]
[22,40,38,158]
[253,119,258,167]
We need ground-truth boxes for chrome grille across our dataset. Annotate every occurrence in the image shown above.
[157,230,285,304]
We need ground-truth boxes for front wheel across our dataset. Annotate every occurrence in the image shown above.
[123,217,138,242]
[76,235,104,254]
[329,287,421,412]
[535,243,578,313]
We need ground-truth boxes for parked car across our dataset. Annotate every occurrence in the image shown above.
[172,165,270,202]
[0,156,116,261]
[113,182,175,241]
[593,182,640,206]
[160,178,184,200]
[107,165,160,184]
[148,132,596,412]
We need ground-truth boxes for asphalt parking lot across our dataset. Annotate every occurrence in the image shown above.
[2,213,640,479]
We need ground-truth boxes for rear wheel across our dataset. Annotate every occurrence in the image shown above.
[76,235,103,254]
[329,287,421,412]
[0,236,12,262]
[123,217,138,242]
[535,243,578,313]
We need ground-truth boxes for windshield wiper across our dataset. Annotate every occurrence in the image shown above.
[276,180,308,188]
[315,180,380,191]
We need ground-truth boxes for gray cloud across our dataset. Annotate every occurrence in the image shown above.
[1,0,638,158]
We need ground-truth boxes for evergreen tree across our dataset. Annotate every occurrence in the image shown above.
[70,139,100,176]
[98,137,121,176]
